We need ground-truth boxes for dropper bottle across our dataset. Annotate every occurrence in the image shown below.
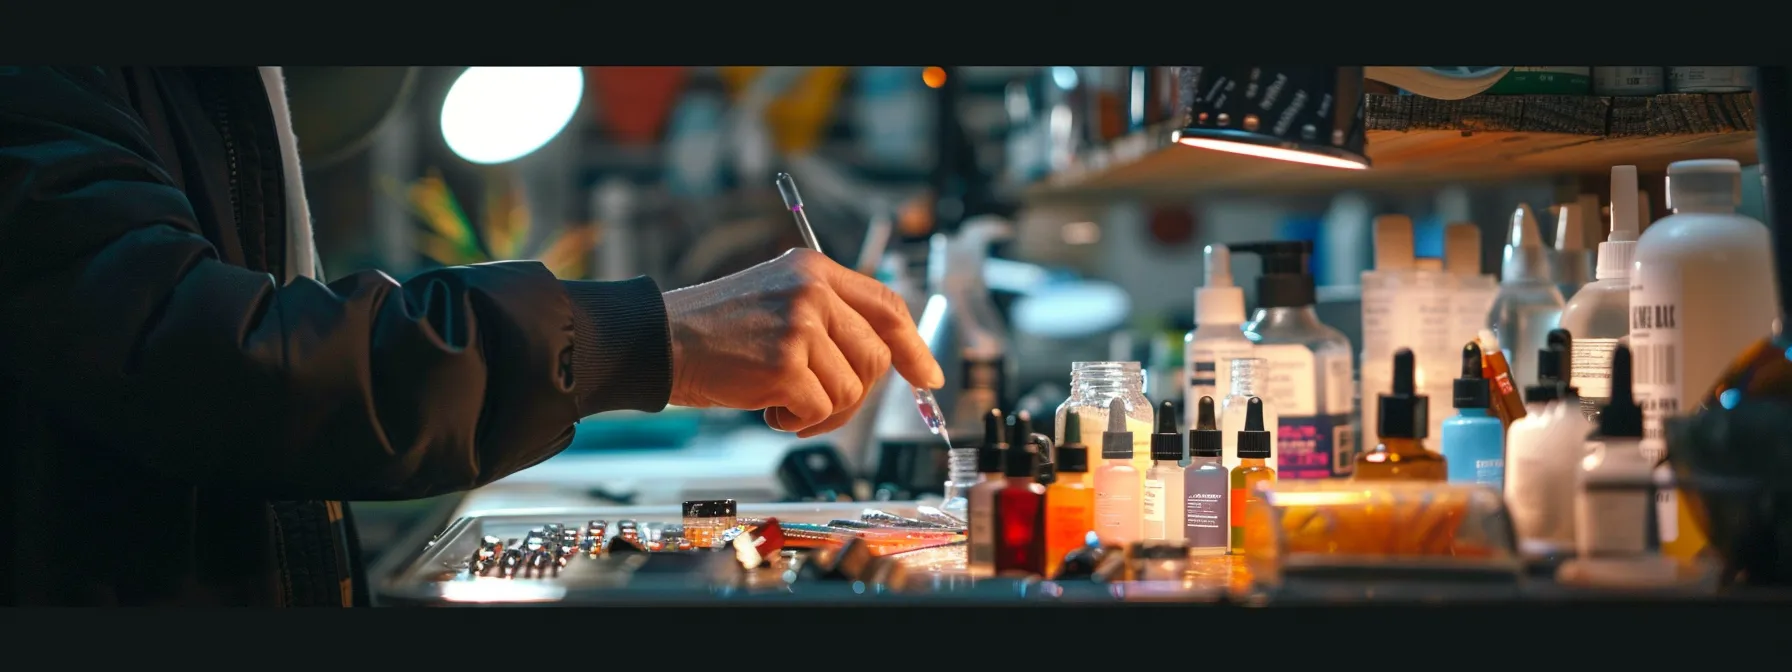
[1488,203,1566,392]
[1183,396,1230,555]
[1562,165,1641,422]
[1573,345,1660,569]
[1184,244,1254,430]
[1355,348,1448,482]
[1505,329,1594,557]
[1228,397,1275,555]
[1440,340,1506,487]
[1143,401,1187,543]
[965,409,1008,576]
[993,440,1047,576]
[1091,398,1143,545]
[1043,412,1095,578]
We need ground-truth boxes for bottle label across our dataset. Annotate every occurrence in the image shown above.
[1629,271,1681,444]
[969,494,996,567]
[1183,472,1229,551]
[1094,488,1138,544]
[1254,345,1317,415]
[1571,337,1619,407]
[1141,479,1166,523]
[1277,414,1355,479]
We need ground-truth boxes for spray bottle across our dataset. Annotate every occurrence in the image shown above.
[1488,203,1566,392]
[1184,244,1253,432]
[1562,166,1641,421]
[1233,241,1356,480]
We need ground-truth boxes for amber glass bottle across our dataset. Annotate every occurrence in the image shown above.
[1357,348,1448,481]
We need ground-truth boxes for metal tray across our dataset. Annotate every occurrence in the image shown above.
[373,500,957,606]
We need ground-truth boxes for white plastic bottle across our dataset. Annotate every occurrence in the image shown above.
[1184,244,1254,431]
[1575,345,1654,561]
[1561,166,1642,421]
[1628,159,1780,452]
[1503,332,1594,557]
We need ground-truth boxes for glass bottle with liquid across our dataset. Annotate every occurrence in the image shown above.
[994,443,1048,576]
[1488,203,1566,393]
[1221,358,1278,473]
[1229,397,1276,554]
[1091,399,1144,546]
[1183,396,1231,556]
[1142,402,1186,543]
[1055,361,1154,474]
[1356,348,1449,482]
[1043,412,1095,578]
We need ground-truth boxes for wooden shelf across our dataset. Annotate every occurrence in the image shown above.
[1026,93,1760,202]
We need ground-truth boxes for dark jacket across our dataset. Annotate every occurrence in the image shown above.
[0,67,672,605]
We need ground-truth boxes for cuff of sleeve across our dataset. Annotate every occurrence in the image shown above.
[563,277,672,416]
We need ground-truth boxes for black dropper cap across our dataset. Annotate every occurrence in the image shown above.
[1057,412,1090,473]
[1150,401,1183,461]
[1596,345,1644,438]
[1189,396,1223,458]
[1004,443,1039,478]
[977,409,1007,474]
[1377,348,1429,439]
[1009,411,1053,483]
[1236,397,1272,459]
[1525,329,1572,403]
[1100,398,1133,460]
[1548,329,1579,396]
[1231,240,1316,308]
[1453,340,1492,409]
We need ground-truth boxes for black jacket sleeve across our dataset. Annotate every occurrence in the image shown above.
[0,67,671,501]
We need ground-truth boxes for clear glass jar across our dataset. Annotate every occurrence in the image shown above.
[1054,361,1154,473]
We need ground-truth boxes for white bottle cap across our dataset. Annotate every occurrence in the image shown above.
[1196,243,1246,326]
[1598,165,1641,280]
[1666,159,1742,211]
[1373,214,1415,271]
[1443,223,1482,276]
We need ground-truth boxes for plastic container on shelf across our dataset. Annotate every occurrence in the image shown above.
[1561,166,1642,421]
[1240,480,1522,589]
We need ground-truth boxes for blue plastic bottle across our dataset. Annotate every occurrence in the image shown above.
[1442,340,1506,486]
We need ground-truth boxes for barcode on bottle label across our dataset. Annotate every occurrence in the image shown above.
[1631,343,1676,386]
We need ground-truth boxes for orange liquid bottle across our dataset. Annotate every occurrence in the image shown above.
[1043,413,1096,577]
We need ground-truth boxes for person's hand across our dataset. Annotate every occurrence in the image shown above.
[663,249,945,437]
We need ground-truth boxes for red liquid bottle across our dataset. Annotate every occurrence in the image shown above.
[995,437,1048,576]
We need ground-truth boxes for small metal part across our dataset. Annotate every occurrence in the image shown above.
[499,543,526,578]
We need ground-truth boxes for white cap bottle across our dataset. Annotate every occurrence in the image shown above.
[1184,244,1253,430]
[1561,166,1642,420]
[1629,159,1779,465]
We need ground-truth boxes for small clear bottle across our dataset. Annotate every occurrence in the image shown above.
[1055,361,1154,474]
[1221,358,1278,472]
[1561,166,1642,421]
[1142,401,1186,543]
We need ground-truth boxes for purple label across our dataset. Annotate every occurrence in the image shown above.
[1277,414,1354,479]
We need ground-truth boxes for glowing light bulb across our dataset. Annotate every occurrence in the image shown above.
[441,66,584,165]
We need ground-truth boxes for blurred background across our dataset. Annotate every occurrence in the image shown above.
[295,66,1766,562]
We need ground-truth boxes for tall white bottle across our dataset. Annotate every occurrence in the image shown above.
[1629,159,1780,453]
[1561,166,1642,421]
[1184,244,1254,431]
